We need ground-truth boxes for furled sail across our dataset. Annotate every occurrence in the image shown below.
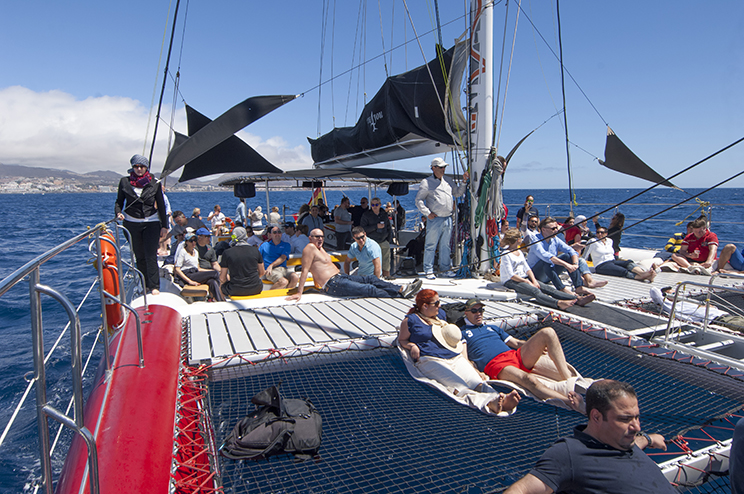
[309,41,468,168]
[161,95,295,181]
[600,127,676,188]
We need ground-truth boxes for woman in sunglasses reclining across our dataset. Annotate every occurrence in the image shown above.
[398,289,521,415]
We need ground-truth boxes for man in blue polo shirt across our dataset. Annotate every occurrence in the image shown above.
[344,226,382,278]
[259,226,299,289]
[505,379,673,494]
[460,298,583,412]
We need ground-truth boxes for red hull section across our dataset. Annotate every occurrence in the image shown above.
[55,304,182,494]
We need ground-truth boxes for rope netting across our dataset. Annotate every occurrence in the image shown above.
[202,319,743,493]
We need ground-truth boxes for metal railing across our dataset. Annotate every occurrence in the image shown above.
[664,279,744,340]
[0,220,147,494]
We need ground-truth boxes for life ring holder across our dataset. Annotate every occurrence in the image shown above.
[90,230,125,333]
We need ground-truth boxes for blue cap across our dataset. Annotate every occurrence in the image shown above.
[196,227,211,236]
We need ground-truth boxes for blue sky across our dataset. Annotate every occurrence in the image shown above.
[1,0,742,189]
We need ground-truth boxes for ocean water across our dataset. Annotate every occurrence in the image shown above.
[1,187,743,491]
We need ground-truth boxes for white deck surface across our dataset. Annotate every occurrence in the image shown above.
[185,295,535,366]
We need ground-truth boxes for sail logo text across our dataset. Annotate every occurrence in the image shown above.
[367,111,383,132]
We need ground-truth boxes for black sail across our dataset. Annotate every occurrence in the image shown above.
[601,127,676,188]
[309,42,468,167]
[162,95,295,181]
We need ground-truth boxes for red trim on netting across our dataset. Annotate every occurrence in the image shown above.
[172,359,223,493]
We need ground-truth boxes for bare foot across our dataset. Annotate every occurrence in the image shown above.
[566,391,586,414]
[151,289,160,295]
[557,299,577,310]
[586,280,608,288]
[647,268,657,282]
[575,286,591,296]
[576,293,595,307]
[488,390,521,414]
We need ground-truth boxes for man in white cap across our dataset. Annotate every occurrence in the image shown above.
[415,157,469,279]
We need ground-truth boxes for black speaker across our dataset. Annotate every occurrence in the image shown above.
[387,182,409,196]
[234,182,256,198]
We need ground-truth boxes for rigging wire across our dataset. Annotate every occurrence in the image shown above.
[316,0,331,136]
[166,0,191,158]
[143,0,175,157]
[515,2,607,126]
[148,0,182,166]
[555,0,574,212]
[493,0,522,153]
[377,0,389,77]
[491,0,511,151]
[401,0,448,129]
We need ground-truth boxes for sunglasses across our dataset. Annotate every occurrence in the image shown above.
[468,307,485,314]
[353,235,365,240]
[371,203,381,207]
[426,300,441,307]
[545,226,559,231]
[309,234,324,238]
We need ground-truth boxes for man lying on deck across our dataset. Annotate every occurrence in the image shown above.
[286,228,422,302]
[460,298,584,412]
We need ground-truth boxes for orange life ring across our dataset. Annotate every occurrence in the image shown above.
[224,217,236,232]
[95,232,125,332]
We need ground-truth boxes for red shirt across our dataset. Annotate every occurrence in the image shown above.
[682,230,718,261]
[563,225,582,245]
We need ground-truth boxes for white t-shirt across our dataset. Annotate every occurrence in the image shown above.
[175,247,200,271]
[500,250,531,283]
[582,238,615,265]
[210,212,225,231]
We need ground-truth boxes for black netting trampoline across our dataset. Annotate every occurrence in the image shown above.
[207,321,743,493]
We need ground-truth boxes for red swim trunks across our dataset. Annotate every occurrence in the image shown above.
[484,348,531,379]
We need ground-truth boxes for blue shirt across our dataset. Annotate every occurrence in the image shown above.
[526,232,578,268]
[259,240,291,268]
[460,323,513,371]
[348,238,382,276]
[406,309,457,360]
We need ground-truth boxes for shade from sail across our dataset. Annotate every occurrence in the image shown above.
[162,95,295,181]
[309,41,468,167]
[601,127,675,188]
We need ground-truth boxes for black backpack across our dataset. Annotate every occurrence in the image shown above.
[220,385,322,461]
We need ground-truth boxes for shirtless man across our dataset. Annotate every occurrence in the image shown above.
[286,229,422,302]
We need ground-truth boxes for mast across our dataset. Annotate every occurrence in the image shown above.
[468,0,494,274]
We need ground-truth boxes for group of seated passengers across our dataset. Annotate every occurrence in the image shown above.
[503,217,607,306]
[656,216,725,275]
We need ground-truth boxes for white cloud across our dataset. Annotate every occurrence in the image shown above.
[0,86,314,175]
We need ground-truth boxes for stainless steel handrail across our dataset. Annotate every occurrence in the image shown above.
[664,282,744,340]
[0,219,147,494]
[31,275,99,494]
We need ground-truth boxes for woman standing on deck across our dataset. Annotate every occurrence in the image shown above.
[115,154,168,295]
[398,289,520,414]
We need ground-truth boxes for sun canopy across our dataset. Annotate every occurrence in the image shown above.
[600,127,676,188]
[309,41,468,168]
[161,95,295,181]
